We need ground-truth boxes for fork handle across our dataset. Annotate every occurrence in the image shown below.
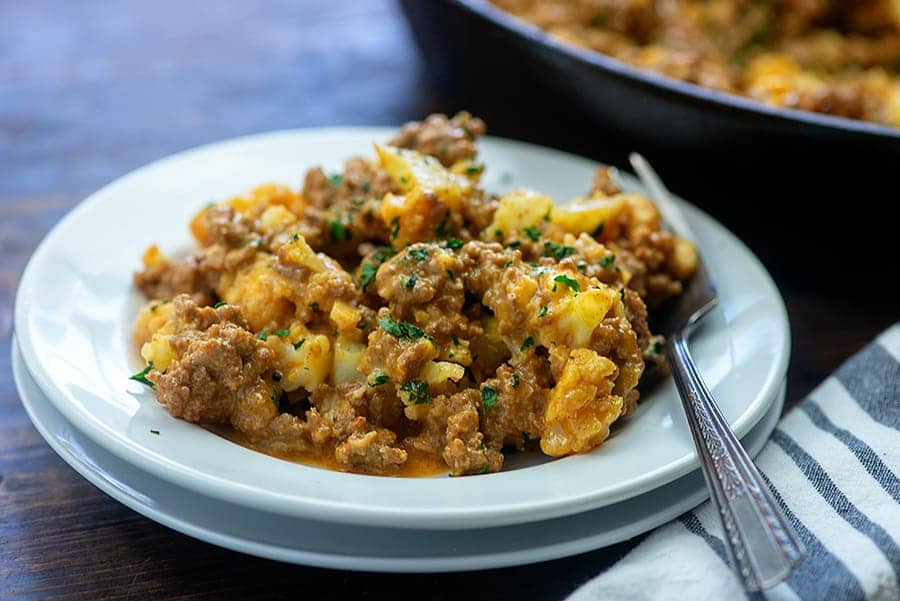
[667,327,805,591]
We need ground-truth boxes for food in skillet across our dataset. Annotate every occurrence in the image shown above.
[131,113,697,476]
[492,0,900,127]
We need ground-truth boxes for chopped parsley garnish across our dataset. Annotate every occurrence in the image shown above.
[271,389,282,409]
[599,254,616,268]
[360,263,378,291]
[214,300,228,308]
[360,247,395,292]
[328,172,344,187]
[524,226,541,242]
[129,363,155,389]
[620,287,626,303]
[291,233,301,242]
[481,386,499,409]
[520,336,535,352]
[310,301,319,310]
[522,431,532,445]
[434,214,450,236]
[478,464,490,474]
[379,316,427,340]
[446,269,456,281]
[593,222,605,237]
[329,219,347,241]
[465,164,484,175]
[409,248,429,261]
[651,341,665,355]
[399,175,409,185]
[507,240,521,249]
[538,306,548,317]
[402,275,417,289]
[512,373,520,388]
[150,429,160,435]
[274,329,291,337]
[400,380,432,404]
[444,238,463,250]
[273,370,283,382]
[451,332,460,346]
[257,332,269,341]
[494,229,503,238]
[149,299,170,312]
[370,374,390,386]
[553,274,580,293]
[350,197,365,206]
[543,241,576,260]
[390,216,400,240]
[362,180,371,194]
[293,338,306,350]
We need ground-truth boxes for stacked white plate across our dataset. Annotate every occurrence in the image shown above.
[12,130,790,572]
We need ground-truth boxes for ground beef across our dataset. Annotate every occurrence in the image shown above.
[388,112,487,167]
[148,296,276,437]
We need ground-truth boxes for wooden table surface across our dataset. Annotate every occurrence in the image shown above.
[1,1,897,599]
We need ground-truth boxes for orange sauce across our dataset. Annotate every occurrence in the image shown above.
[205,425,449,477]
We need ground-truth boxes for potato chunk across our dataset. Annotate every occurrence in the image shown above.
[541,349,624,456]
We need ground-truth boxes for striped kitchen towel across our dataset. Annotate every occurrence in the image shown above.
[568,324,900,601]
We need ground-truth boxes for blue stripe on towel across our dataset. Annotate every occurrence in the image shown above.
[679,513,765,601]
[772,430,900,578]
[801,401,900,503]
[835,344,900,430]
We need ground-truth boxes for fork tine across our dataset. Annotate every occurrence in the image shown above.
[628,153,698,243]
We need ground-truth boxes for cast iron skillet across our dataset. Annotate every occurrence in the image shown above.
[399,0,900,154]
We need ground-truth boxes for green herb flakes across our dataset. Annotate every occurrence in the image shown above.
[553,274,580,293]
[129,363,155,389]
[390,216,400,240]
[370,374,390,386]
[329,219,347,241]
[520,336,535,352]
[400,380,432,404]
[360,262,378,291]
[543,241,575,261]
[482,386,499,409]
[379,316,427,340]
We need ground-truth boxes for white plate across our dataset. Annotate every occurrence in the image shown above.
[13,128,790,530]
[12,337,785,572]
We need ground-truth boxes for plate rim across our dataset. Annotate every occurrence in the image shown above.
[12,335,786,572]
[13,127,791,529]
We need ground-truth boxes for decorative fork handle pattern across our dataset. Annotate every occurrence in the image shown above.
[667,320,805,591]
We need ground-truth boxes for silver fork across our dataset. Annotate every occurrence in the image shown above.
[627,153,805,591]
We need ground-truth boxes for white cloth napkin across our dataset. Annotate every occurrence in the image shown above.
[568,324,900,601]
